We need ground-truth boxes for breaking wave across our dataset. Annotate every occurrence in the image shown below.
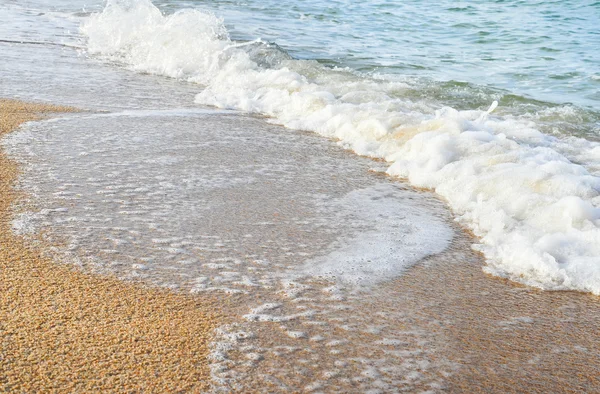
[81,0,600,294]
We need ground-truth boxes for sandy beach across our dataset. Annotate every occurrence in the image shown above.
[2,0,600,391]
[2,99,600,393]
[0,99,221,392]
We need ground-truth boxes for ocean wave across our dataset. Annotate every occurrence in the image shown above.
[81,0,600,294]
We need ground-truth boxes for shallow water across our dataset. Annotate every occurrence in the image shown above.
[4,110,452,291]
[3,105,457,392]
[73,0,600,293]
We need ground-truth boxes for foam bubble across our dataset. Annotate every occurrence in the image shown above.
[300,184,453,286]
[11,213,38,235]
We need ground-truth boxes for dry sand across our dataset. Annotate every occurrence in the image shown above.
[0,99,220,393]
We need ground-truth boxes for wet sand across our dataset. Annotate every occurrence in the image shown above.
[209,223,600,393]
[0,99,220,392]
[391,232,600,393]
[2,99,600,393]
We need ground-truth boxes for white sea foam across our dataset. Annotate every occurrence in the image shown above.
[11,213,38,235]
[302,184,452,286]
[81,0,600,294]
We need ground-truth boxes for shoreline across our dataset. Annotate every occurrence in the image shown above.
[0,99,221,392]
[2,98,600,392]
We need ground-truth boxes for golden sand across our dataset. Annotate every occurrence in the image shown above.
[390,233,600,393]
[0,99,220,392]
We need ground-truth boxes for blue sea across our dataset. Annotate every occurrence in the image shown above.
[169,0,600,109]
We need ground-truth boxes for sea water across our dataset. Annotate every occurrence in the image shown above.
[1,0,600,391]
[76,0,600,294]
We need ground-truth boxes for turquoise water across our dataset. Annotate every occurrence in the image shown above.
[158,0,600,111]
[7,0,599,113]
[14,0,597,135]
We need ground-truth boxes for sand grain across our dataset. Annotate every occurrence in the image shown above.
[0,99,220,393]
